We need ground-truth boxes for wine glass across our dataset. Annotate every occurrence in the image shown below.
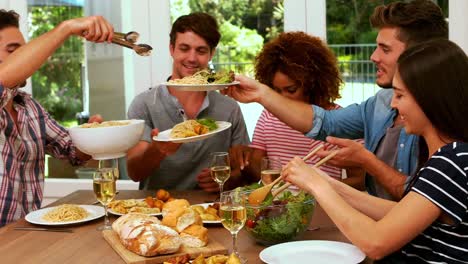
[210,152,231,199]
[260,157,282,185]
[93,167,117,230]
[219,190,247,259]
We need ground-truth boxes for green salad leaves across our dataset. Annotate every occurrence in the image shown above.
[196,118,218,131]
[242,184,315,245]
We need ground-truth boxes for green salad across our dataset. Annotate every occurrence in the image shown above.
[242,185,315,245]
[196,118,218,131]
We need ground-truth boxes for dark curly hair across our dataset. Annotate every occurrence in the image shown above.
[170,12,220,51]
[0,9,19,30]
[254,31,341,109]
[370,0,448,47]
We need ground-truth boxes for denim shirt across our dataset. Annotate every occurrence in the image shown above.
[306,89,419,196]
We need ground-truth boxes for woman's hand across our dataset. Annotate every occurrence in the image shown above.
[282,157,331,195]
[315,136,368,169]
[222,75,269,104]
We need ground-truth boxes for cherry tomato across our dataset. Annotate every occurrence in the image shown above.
[246,219,256,228]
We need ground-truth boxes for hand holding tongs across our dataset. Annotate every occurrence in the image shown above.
[112,31,153,56]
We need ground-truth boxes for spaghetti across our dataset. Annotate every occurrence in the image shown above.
[42,204,89,222]
[167,70,212,85]
[80,120,131,128]
[170,120,209,139]
[167,70,235,85]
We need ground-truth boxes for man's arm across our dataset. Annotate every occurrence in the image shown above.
[126,133,181,182]
[226,75,314,133]
[0,16,113,88]
[318,137,407,199]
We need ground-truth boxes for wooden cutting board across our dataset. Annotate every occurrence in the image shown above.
[102,230,227,264]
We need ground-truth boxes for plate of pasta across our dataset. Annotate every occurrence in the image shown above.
[162,81,240,91]
[163,69,239,91]
[25,204,105,226]
[153,121,232,143]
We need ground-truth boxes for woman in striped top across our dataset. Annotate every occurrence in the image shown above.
[283,39,468,263]
[230,32,364,189]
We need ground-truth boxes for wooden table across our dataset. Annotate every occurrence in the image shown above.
[0,190,371,264]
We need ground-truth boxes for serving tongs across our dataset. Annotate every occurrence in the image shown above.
[247,145,325,205]
[112,31,153,56]
[271,149,339,198]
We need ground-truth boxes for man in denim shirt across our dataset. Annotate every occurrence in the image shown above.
[225,0,447,200]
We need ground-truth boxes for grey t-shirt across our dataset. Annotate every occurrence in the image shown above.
[127,85,250,190]
[368,124,403,200]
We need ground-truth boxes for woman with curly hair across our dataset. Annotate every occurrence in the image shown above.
[230,32,364,189]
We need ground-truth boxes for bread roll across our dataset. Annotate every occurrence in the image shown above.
[161,207,185,230]
[120,222,181,256]
[176,208,202,232]
[112,213,160,235]
[162,199,190,216]
[180,224,208,248]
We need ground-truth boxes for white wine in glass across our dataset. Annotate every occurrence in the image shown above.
[260,157,282,185]
[210,152,231,198]
[93,168,116,231]
[220,190,246,259]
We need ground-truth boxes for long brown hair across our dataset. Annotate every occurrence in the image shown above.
[398,39,468,195]
[254,31,341,109]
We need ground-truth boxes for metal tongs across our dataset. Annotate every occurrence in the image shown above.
[112,31,153,56]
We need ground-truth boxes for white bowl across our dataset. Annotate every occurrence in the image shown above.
[69,119,144,160]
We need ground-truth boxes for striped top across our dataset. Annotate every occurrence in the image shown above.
[390,142,468,263]
[250,108,342,179]
[0,85,82,226]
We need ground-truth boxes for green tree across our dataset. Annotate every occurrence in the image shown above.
[28,6,84,123]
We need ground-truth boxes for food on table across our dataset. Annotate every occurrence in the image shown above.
[162,206,203,233]
[179,224,209,248]
[112,212,161,234]
[164,253,241,264]
[79,120,130,128]
[109,199,161,215]
[109,189,173,215]
[156,189,171,201]
[243,185,315,245]
[42,204,89,222]
[191,203,221,221]
[112,213,181,257]
[162,199,191,216]
[167,69,235,85]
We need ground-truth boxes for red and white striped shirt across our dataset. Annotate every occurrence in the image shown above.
[0,86,82,226]
[250,108,342,179]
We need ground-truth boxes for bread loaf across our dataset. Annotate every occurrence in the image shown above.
[112,213,160,235]
[180,224,208,248]
[120,222,181,256]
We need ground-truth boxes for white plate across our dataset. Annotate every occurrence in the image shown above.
[192,203,221,224]
[162,81,240,91]
[153,121,232,143]
[259,240,365,264]
[108,199,162,217]
[25,205,105,226]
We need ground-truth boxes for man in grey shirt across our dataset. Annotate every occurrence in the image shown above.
[126,13,249,191]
